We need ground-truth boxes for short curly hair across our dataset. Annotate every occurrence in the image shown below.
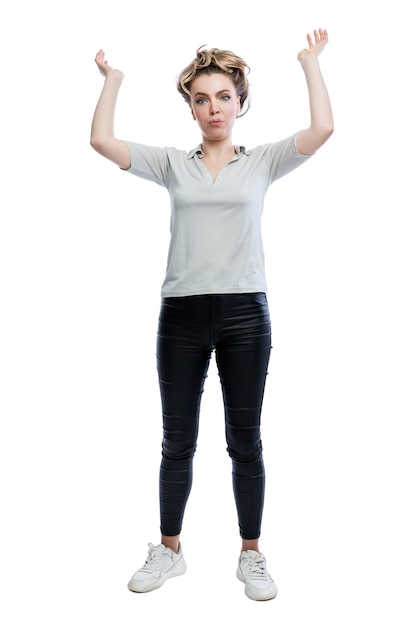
[177,46,250,117]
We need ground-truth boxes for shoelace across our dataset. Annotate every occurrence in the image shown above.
[141,543,170,571]
[246,555,268,580]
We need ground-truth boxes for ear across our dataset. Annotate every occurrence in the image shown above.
[236,96,241,116]
[189,103,196,121]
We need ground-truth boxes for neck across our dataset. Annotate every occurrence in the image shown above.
[201,138,235,158]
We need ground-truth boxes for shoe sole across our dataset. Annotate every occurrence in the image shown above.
[128,557,187,593]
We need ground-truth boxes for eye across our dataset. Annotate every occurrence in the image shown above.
[220,95,231,101]
[196,98,208,105]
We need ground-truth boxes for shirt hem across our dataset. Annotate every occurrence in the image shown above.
[161,286,268,298]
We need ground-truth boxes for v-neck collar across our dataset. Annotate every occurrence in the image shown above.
[186,145,248,160]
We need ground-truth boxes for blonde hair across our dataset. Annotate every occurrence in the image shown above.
[177,46,250,117]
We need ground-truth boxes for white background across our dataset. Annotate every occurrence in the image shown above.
[1,1,416,624]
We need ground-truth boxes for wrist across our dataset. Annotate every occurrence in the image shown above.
[105,69,124,84]
[298,55,322,77]
[299,53,320,65]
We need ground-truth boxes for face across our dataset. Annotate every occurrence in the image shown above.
[189,73,241,143]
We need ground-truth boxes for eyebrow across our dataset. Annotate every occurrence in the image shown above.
[193,89,232,98]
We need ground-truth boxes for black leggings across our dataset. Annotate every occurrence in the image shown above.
[157,292,272,540]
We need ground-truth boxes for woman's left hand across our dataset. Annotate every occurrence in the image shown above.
[297,29,329,63]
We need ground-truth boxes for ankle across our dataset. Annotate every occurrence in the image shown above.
[241,539,260,553]
[161,535,180,553]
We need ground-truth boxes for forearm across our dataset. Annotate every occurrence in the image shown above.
[90,70,130,168]
[90,72,124,147]
[297,57,334,155]
[303,57,333,131]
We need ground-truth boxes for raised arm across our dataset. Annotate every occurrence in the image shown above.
[296,29,334,156]
[90,50,131,169]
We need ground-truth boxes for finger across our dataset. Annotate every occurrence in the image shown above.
[95,50,104,65]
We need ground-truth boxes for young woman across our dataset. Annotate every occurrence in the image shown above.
[90,30,333,601]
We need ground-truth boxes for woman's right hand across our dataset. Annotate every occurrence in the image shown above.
[95,49,124,80]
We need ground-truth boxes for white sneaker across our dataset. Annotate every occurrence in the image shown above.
[128,542,186,593]
[237,550,278,601]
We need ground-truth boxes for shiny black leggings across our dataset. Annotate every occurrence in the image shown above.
[157,293,272,540]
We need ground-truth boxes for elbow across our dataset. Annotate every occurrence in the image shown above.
[90,135,109,157]
[90,135,103,152]
[316,123,334,150]
[322,122,334,142]
[298,122,334,155]
[328,122,335,138]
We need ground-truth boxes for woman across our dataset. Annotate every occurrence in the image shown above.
[90,30,333,601]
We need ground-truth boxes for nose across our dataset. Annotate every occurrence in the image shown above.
[210,101,220,115]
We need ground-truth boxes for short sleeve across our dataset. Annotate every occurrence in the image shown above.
[267,133,312,183]
[123,141,170,187]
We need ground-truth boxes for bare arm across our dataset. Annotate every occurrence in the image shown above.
[90,50,131,169]
[296,29,334,156]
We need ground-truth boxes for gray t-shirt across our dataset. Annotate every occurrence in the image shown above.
[125,133,311,297]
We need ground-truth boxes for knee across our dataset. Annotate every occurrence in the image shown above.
[162,436,197,462]
[227,437,263,465]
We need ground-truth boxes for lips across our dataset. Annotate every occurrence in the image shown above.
[209,119,223,125]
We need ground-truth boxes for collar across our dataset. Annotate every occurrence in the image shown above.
[186,145,248,159]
